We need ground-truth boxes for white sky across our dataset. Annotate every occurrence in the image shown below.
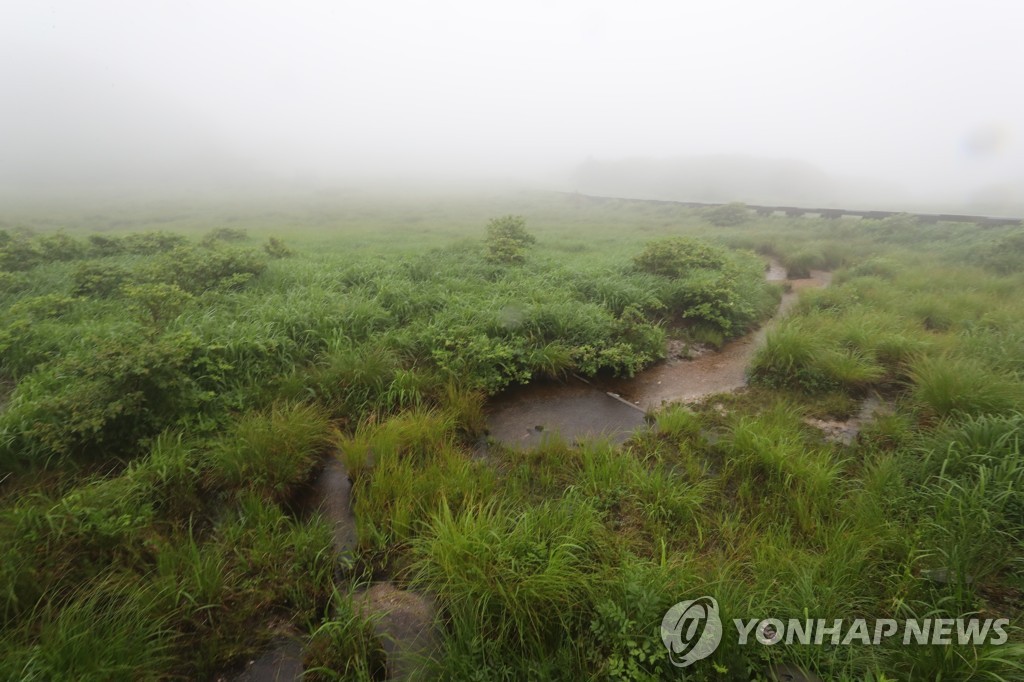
[2,1,1023,198]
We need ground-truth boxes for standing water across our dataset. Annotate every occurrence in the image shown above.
[485,261,831,447]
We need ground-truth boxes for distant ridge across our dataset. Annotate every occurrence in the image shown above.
[552,191,1022,227]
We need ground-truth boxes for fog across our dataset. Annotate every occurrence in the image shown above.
[3,1,1024,212]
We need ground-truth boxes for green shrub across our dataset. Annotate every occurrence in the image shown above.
[0,329,205,466]
[633,237,728,278]
[122,283,193,326]
[36,232,86,262]
[72,262,129,297]
[86,234,126,257]
[144,245,266,293]
[121,232,188,255]
[588,561,697,681]
[201,227,250,246]
[263,236,295,258]
[0,234,42,271]
[485,215,535,264]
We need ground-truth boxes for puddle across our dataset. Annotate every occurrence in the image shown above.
[486,261,830,445]
[804,393,891,445]
[484,376,647,449]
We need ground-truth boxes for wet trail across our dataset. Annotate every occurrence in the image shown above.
[234,260,833,680]
[599,266,831,411]
[236,458,436,682]
[485,261,831,446]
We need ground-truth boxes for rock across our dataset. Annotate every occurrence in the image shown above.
[358,583,437,681]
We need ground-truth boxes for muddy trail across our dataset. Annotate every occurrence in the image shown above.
[486,260,831,447]
[232,261,833,680]
[599,265,831,411]
[231,458,436,682]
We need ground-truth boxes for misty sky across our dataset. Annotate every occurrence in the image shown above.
[3,1,1023,202]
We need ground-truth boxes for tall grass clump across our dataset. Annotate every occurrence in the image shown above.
[749,320,832,392]
[349,443,494,552]
[303,588,387,681]
[781,248,824,279]
[411,496,609,651]
[0,575,175,682]
[654,404,703,442]
[725,403,843,532]
[339,406,457,475]
[150,495,335,676]
[341,406,493,552]
[205,402,332,501]
[909,355,1023,418]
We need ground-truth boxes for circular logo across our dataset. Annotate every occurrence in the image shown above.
[661,596,723,668]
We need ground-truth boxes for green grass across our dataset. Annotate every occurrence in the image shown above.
[411,495,609,651]
[910,355,1024,419]
[205,401,333,502]
[303,587,387,681]
[1,192,1023,679]
[0,575,176,682]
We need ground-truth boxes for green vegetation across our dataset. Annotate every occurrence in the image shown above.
[484,214,536,264]
[705,202,751,227]
[0,193,1022,679]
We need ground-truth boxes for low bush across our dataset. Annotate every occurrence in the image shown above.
[485,215,535,264]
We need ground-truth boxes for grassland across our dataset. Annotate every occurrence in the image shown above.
[0,192,1022,680]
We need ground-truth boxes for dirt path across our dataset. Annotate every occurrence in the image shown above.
[234,458,437,682]
[234,259,833,679]
[600,266,831,410]
[307,456,358,557]
[485,260,831,445]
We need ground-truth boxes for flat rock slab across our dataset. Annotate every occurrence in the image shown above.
[357,583,437,681]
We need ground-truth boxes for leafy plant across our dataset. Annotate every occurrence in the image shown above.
[485,215,536,264]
